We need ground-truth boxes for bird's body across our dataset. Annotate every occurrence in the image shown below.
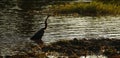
[30,28,45,41]
[30,15,50,44]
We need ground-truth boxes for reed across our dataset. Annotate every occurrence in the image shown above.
[52,1,120,16]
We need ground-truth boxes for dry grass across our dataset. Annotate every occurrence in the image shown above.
[42,38,120,56]
[51,1,120,16]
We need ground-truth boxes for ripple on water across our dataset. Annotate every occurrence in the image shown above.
[0,14,120,56]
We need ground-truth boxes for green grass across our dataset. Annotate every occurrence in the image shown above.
[51,1,120,16]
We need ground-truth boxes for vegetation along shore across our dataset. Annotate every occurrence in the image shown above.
[48,0,120,16]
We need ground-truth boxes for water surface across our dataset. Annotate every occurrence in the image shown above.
[43,16,120,42]
[0,10,120,55]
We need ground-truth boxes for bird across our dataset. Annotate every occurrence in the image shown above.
[30,15,50,44]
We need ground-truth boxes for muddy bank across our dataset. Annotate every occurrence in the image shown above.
[0,38,120,58]
[42,38,120,56]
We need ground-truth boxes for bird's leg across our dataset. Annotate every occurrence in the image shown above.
[36,39,44,49]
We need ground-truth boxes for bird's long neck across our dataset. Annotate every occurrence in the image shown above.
[43,15,50,30]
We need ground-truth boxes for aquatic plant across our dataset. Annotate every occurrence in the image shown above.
[51,1,120,16]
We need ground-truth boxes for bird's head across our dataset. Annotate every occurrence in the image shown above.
[47,14,51,17]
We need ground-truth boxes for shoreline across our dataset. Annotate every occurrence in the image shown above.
[0,38,120,58]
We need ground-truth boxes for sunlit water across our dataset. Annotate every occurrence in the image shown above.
[43,16,120,43]
[0,10,120,56]
[47,55,107,58]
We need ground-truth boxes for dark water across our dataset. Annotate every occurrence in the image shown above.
[0,9,120,56]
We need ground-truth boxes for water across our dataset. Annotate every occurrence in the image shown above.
[43,16,120,43]
[0,9,120,56]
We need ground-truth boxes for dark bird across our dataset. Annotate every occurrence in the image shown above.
[30,15,50,44]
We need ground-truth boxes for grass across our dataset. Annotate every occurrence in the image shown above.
[50,1,120,16]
